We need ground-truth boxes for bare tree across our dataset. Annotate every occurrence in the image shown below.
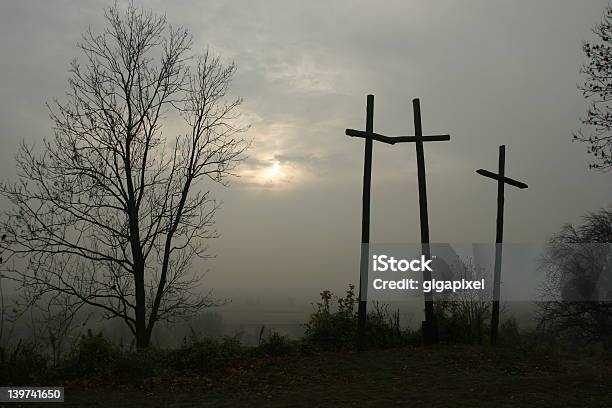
[0,4,248,349]
[537,208,612,348]
[575,5,612,170]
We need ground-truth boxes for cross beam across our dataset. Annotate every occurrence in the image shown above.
[476,145,528,346]
[476,169,528,190]
[345,129,450,144]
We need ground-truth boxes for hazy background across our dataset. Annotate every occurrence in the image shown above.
[1,1,611,331]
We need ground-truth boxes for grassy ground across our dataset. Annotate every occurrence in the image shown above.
[8,345,612,408]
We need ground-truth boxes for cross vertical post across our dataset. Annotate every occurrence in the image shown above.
[412,98,437,345]
[491,145,505,346]
[357,94,374,350]
[476,145,528,346]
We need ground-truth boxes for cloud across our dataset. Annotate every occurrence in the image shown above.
[263,56,341,94]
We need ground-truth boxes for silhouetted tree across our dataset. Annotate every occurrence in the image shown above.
[575,5,612,170]
[538,208,612,348]
[0,4,248,349]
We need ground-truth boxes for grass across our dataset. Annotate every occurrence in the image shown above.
[21,345,612,408]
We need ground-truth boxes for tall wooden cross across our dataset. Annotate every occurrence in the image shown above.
[476,145,528,346]
[408,99,450,345]
[346,97,450,346]
[345,94,393,350]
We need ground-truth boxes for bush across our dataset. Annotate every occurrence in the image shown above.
[111,349,168,382]
[60,331,256,380]
[434,259,491,345]
[171,336,245,373]
[435,304,478,344]
[63,329,118,377]
[304,286,357,350]
[367,302,420,348]
[305,285,417,350]
[0,340,48,385]
[258,331,298,356]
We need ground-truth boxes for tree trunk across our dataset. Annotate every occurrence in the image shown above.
[134,264,149,349]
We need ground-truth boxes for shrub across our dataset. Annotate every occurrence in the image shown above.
[0,340,48,385]
[367,302,420,348]
[172,336,245,373]
[63,329,118,377]
[305,285,417,350]
[434,259,491,345]
[258,331,298,356]
[111,349,169,382]
[304,286,357,350]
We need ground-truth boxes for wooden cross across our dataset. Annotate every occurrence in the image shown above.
[345,94,391,350]
[346,97,450,346]
[476,145,528,346]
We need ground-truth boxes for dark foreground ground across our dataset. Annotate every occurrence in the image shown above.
[5,346,611,408]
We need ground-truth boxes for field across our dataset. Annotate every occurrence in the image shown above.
[15,345,611,408]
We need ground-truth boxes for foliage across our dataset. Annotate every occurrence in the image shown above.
[435,258,491,344]
[64,329,118,377]
[366,302,420,348]
[575,5,612,170]
[172,336,245,374]
[304,284,418,350]
[304,286,357,350]
[0,340,48,385]
[58,332,249,381]
[258,331,298,356]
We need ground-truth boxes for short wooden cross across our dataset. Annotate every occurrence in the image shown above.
[476,145,528,346]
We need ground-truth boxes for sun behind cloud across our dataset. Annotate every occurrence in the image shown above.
[258,160,283,183]
[239,156,301,189]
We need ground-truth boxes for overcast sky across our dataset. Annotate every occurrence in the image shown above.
[1,1,611,302]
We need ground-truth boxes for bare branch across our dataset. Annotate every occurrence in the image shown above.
[0,3,248,349]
